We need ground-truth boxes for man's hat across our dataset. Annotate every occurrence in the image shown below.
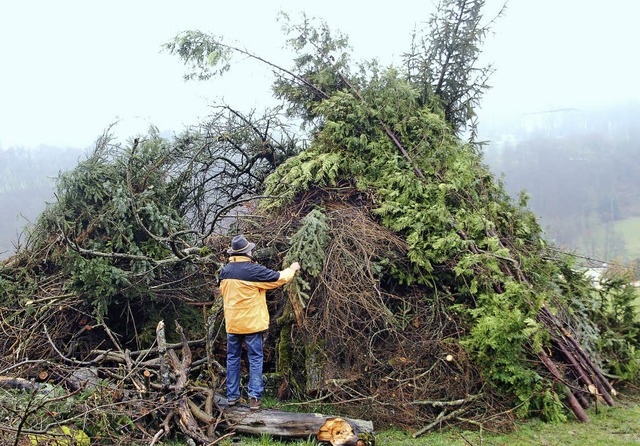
[227,235,256,255]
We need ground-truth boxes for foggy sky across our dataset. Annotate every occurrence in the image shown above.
[1,0,639,149]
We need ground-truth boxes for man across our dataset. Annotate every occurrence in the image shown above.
[218,234,300,410]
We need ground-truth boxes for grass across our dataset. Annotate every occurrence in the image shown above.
[200,394,640,445]
[571,216,640,262]
[378,401,640,445]
[615,216,640,261]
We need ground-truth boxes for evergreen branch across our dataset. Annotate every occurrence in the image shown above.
[52,209,185,267]
[300,31,427,180]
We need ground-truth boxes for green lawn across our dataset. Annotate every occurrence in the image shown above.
[615,216,640,261]
[570,216,640,263]
[378,401,640,445]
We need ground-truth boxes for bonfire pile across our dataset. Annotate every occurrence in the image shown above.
[243,188,619,429]
[0,8,628,441]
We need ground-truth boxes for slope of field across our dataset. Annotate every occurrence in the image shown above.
[615,216,640,261]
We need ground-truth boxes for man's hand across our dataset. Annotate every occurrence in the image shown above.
[289,262,301,272]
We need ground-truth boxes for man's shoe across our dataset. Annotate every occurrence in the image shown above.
[249,397,261,410]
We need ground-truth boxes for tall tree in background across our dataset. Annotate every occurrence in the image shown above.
[404,0,503,137]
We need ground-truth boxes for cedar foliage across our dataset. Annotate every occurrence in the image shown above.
[259,61,566,421]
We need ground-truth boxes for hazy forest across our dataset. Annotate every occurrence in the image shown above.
[484,101,640,265]
[0,146,81,256]
[3,101,640,265]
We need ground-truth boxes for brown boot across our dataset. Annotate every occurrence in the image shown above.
[249,397,261,411]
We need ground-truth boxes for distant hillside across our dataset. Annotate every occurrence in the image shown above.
[0,146,83,258]
[481,101,640,263]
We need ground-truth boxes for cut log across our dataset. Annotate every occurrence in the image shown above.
[223,407,373,444]
[317,417,359,445]
[213,397,374,444]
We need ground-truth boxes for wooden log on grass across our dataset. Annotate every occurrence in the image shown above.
[224,408,372,445]
[194,396,374,445]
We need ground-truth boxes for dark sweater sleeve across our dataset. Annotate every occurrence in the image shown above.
[245,263,281,282]
[219,262,280,282]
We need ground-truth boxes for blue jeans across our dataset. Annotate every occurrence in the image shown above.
[226,332,264,401]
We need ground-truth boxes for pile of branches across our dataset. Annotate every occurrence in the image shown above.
[0,302,373,445]
[239,187,621,432]
[249,192,499,429]
[0,318,218,444]
[0,194,625,444]
[0,246,224,444]
[1,3,637,442]
[0,238,377,445]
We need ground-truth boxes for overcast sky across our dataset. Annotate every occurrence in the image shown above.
[1,0,639,149]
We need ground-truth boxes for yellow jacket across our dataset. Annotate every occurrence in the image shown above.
[219,256,296,334]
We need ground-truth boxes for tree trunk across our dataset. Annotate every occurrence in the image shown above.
[539,351,590,423]
[224,409,372,444]
[205,398,374,444]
